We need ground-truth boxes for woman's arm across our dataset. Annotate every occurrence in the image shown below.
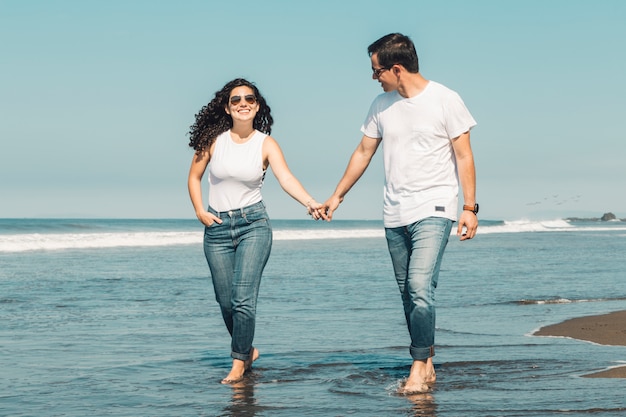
[187,149,222,227]
[264,136,326,220]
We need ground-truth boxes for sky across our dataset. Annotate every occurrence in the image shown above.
[1,0,625,221]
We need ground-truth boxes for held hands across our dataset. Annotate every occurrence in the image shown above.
[320,195,341,221]
[307,195,341,221]
[306,199,329,221]
[457,210,478,241]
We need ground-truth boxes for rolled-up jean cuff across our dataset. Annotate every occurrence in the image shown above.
[410,345,435,360]
[231,350,251,361]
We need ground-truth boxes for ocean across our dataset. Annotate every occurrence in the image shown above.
[1,218,626,416]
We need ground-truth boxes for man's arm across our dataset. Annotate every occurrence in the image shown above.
[324,135,381,220]
[452,131,477,240]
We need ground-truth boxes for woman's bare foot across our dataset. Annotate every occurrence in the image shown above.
[244,347,259,372]
[401,380,430,394]
[221,359,246,384]
[399,358,436,394]
[221,348,260,384]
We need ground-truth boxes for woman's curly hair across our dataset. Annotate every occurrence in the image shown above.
[187,78,273,153]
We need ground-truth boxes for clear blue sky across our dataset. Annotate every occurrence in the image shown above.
[1,0,625,220]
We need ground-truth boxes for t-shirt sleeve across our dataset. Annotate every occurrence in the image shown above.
[443,91,477,140]
[360,98,382,139]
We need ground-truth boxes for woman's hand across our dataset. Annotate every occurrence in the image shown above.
[196,210,223,228]
[306,199,328,221]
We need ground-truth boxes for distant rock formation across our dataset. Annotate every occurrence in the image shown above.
[601,212,617,221]
[565,212,624,222]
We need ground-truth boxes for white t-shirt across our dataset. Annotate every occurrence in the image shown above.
[208,130,266,212]
[361,81,476,228]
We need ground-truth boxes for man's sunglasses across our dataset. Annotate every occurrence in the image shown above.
[230,95,257,105]
[372,67,390,77]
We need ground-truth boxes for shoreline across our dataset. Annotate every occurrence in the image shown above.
[533,310,626,378]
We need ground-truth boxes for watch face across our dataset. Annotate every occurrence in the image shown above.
[474,203,479,214]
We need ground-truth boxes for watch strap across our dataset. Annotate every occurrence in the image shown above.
[463,204,479,214]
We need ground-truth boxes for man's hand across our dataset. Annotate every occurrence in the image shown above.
[307,199,329,221]
[321,195,342,221]
[457,211,478,240]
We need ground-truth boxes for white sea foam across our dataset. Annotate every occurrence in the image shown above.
[478,219,626,234]
[1,219,625,252]
[0,229,385,252]
[0,232,202,252]
[476,219,575,234]
[273,228,384,240]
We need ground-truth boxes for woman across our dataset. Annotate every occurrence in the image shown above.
[187,78,324,384]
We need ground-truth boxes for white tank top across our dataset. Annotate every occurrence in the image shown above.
[208,130,267,211]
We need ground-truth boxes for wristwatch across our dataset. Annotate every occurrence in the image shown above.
[463,203,479,215]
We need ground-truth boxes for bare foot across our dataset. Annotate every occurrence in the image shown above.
[221,359,246,384]
[244,347,260,372]
[401,380,430,394]
[399,358,436,394]
[221,348,259,384]
[425,370,436,385]
[220,375,244,385]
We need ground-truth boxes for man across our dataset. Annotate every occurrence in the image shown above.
[323,33,478,394]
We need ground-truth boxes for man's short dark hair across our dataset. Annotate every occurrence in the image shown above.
[368,33,419,73]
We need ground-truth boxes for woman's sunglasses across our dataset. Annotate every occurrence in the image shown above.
[230,94,257,105]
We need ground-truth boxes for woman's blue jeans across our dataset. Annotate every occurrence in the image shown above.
[204,201,272,361]
[385,217,453,360]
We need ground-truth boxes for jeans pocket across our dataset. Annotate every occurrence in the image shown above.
[204,221,221,236]
[243,209,268,225]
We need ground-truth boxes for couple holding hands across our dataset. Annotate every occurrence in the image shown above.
[187,33,478,394]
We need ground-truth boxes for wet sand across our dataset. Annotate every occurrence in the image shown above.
[534,310,626,378]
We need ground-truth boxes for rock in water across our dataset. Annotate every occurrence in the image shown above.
[601,212,616,221]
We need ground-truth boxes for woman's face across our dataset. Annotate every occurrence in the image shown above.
[226,86,259,123]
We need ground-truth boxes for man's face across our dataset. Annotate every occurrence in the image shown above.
[370,53,396,92]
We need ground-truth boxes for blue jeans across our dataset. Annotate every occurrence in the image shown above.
[204,201,272,361]
[385,217,453,360]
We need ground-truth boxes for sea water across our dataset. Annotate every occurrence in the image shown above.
[1,218,626,416]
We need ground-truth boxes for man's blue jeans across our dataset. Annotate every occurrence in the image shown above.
[204,201,272,361]
[385,217,453,360]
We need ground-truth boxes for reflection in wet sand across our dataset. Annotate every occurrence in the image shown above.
[405,392,437,417]
[221,376,257,417]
